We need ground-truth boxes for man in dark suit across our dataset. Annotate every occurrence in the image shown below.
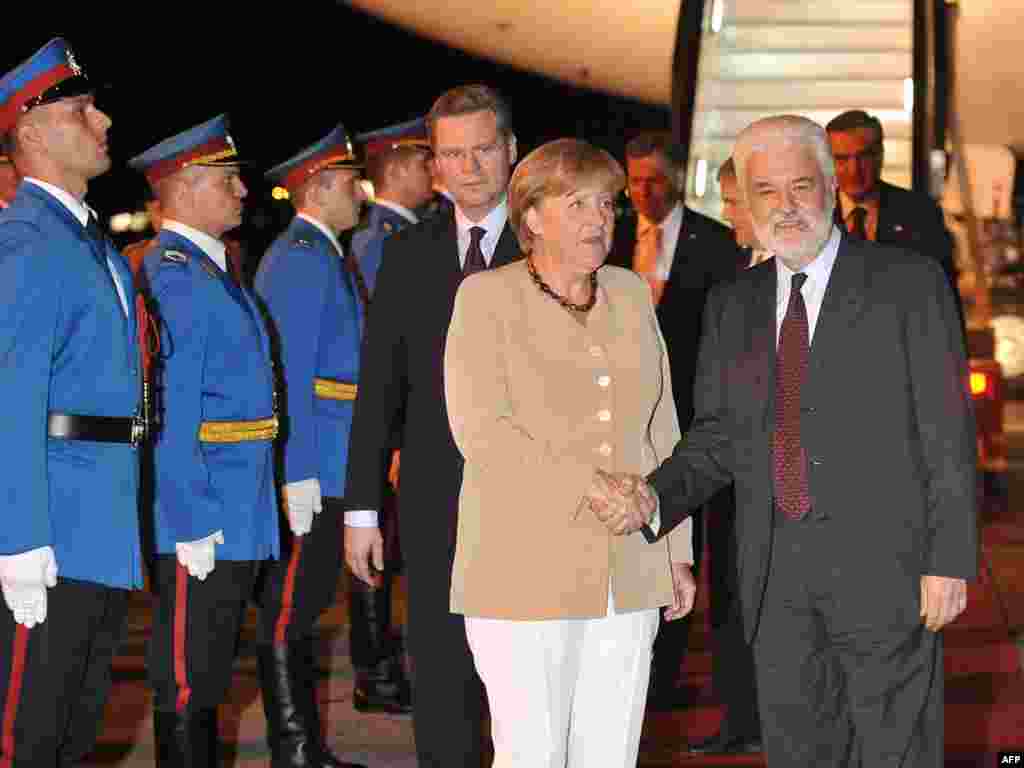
[343,84,520,768]
[605,131,741,706]
[826,110,957,292]
[599,114,977,768]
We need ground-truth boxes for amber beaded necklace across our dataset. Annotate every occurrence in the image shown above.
[526,257,597,313]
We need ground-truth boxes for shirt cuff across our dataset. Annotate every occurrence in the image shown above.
[648,493,661,537]
[345,509,379,528]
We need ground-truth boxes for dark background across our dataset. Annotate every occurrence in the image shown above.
[11,5,671,253]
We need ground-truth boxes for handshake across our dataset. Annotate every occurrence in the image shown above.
[578,469,657,536]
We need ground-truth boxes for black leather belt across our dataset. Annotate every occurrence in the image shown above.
[47,411,144,445]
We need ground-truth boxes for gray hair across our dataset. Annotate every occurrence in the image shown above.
[734,115,835,193]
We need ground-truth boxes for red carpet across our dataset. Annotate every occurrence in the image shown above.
[639,507,1024,767]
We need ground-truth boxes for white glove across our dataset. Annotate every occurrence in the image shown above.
[282,478,322,536]
[0,546,58,628]
[175,531,225,581]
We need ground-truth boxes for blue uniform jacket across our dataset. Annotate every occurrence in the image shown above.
[0,182,143,589]
[350,203,414,294]
[143,230,279,561]
[254,217,364,499]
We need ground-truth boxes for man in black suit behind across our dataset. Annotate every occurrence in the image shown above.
[343,85,520,768]
[596,115,977,767]
[826,110,957,294]
[605,132,741,706]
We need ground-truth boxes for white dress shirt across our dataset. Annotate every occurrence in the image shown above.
[455,197,508,268]
[162,219,229,273]
[635,201,684,280]
[775,225,841,347]
[24,177,129,317]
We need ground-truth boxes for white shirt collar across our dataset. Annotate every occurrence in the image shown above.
[296,212,345,258]
[162,219,229,273]
[374,198,418,225]
[24,177,91,227]
[775,225,841,306]
[455,196,508,267]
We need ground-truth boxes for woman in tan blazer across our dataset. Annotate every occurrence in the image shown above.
[444,138,695,768]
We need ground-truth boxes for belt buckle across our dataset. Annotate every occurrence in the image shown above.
[130,414,148,448]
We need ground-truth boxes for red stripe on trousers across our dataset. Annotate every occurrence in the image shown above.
[0,625,29,768]
[174,563,192,713]
[274,537,304,646]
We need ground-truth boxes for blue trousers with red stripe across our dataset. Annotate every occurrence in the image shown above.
[0,579,128,768]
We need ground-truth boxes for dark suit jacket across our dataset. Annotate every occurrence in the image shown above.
[835,181,957,290]
[606,206,744,429]
[647,235,978,642]
[344,212,521,579]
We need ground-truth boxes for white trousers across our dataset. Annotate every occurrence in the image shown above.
[464,592,660,768]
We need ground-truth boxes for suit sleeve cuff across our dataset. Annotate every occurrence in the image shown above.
[345,509,379,528]
[641,492,661,542]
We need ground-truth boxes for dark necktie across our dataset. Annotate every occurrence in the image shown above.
[773,273,811,521]
[463,226,487,276]
[848,206,868,240]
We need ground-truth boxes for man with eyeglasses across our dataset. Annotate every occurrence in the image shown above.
[0,37,147,767]
[826,110,957,297]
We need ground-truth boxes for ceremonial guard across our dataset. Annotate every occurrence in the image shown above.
[350,117,433,291]
[254,125,368,768]
[129,115,280,768]
[0,38,148,766]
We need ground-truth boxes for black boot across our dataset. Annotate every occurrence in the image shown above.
[348,575,410,714]
[353,656,411,715]
[153,709,217,768]
[258,642,365,768]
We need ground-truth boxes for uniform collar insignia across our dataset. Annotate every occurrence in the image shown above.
[161,249,188,264]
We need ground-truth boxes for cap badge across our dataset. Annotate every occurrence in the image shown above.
[66,49,82,77]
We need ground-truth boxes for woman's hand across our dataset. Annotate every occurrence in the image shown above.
[579,470,655,535]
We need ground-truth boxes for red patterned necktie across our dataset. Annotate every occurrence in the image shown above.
[773,272,811,520]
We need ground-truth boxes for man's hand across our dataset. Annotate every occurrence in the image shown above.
[0,546,58,628]
[345,525,384,587]
[583,471,655,535]
[920,574,967,632]
[388,450,401,492]
[664,561,696,621]
[282,478,322,536]
[175,531,224,581]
